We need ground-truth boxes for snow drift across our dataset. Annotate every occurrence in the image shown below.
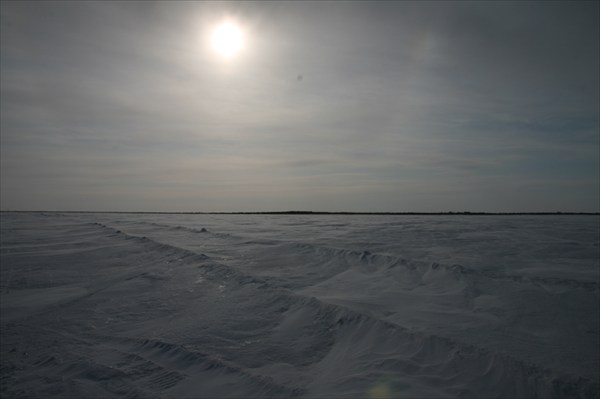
[1,212,598,398]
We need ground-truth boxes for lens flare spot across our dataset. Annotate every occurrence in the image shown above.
[368,382,392,399]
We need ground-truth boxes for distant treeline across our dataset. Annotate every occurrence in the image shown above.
[2,210,599,215]
[207,211,600,215]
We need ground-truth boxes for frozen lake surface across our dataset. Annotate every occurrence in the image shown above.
[1,212,599,398]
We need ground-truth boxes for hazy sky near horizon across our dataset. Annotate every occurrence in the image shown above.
[1,1,598,212]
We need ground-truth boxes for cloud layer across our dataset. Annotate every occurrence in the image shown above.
[1,1,598,211]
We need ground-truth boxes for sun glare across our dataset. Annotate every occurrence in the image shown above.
[211,21,244,58]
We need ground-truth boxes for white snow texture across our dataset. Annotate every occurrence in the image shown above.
[1,212,599,398]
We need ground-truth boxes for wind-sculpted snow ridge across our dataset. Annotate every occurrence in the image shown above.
[280,244,600,292]
[89,222,210,260]
[77,222,600,396]
[1,213,599,398]
[146,222,210,234]
[91,219,599,293]
[129,338,305,397]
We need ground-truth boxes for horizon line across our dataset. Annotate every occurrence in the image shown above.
[1,210,599,216]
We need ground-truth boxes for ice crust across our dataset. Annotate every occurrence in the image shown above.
[1,212,599,398]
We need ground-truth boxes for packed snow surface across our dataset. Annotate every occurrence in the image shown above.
[1,212,599,398]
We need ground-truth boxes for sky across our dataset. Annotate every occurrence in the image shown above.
[1,1,598,212]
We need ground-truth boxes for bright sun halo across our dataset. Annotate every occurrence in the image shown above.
[211,21,244,58]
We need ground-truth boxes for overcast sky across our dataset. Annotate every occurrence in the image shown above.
[1,1,598,212]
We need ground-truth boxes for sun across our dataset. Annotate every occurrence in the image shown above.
[211,20,244,58]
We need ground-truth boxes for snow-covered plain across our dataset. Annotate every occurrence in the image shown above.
[1,212,599,398]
